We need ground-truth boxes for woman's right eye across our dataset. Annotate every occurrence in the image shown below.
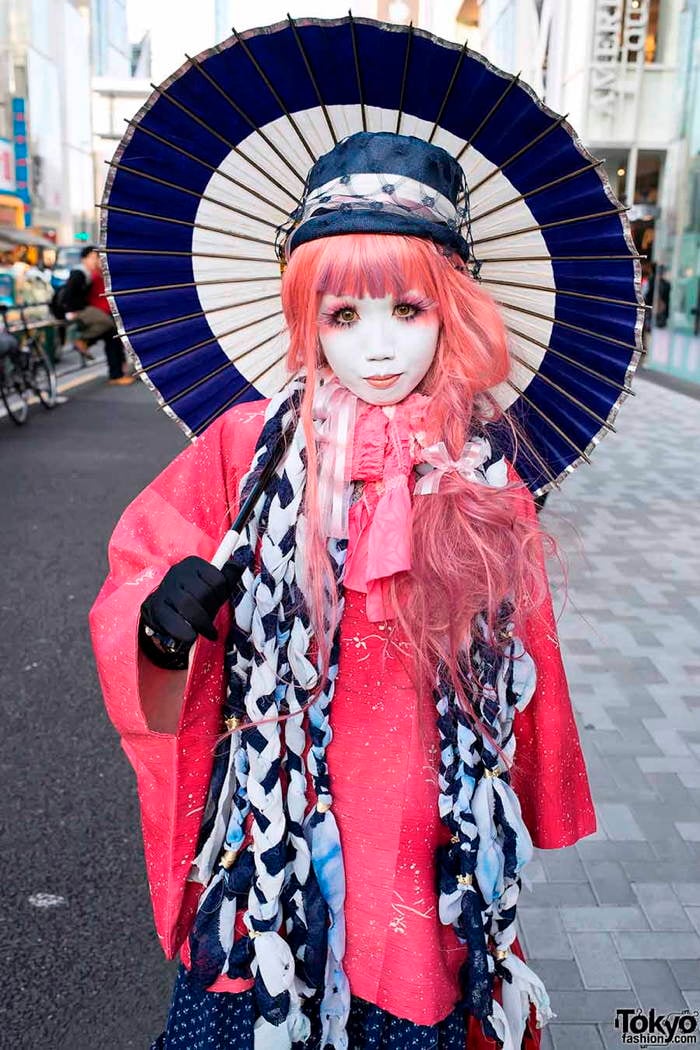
[333,307,358,325]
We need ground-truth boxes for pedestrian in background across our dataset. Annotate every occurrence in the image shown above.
[86,251,135,386]
[62,246,134,384]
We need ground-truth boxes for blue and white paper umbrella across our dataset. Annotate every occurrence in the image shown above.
[101,14,643,495]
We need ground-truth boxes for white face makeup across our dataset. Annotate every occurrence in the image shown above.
[317,292,440,405]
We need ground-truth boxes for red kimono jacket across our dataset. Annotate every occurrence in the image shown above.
[90,399,595,1042]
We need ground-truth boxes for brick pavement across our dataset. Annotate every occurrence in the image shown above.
[519,376,700,1048]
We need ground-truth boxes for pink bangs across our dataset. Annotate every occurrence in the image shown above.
[303,232,443,301]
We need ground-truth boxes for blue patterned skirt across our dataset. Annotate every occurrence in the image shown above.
[151,964,469,1049]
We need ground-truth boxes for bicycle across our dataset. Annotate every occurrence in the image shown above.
[0,303,58,425]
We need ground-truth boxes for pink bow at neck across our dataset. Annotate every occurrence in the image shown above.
[414,439,488,495]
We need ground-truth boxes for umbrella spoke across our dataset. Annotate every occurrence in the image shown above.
[395,22,414,134]
[192,353,286,436]
[508,349,616,432]
[469,160,604,222]
[472,206,628,246]
[455,72,521,161]
[287,15,338,146]
[506,378,593,464]
[123,119,290,216]
[118,293,280,338]
[428,40,469,144]
[348,12,367,133]
[506,322,636,396]
[107,160,280,229]
[151,81,302,201]
[495,298,640,351]
[186,49,311,184]
[231,26,317,165]
[102,246,278,263]
[508,425,562,491]
[99,202,273,248]
[478,253,642,263]
[165,333,286,407]
[483,276,647,311]
[133,322,286,375]
[469,113,569,195]
[110,276,279,296]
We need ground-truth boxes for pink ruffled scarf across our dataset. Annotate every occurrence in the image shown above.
[313,376,488,621]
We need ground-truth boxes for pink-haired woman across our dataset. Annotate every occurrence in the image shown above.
[91,133,595,1050]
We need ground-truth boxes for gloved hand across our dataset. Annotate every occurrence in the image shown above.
[139,555,241,669]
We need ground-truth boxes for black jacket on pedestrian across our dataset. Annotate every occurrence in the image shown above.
[61,266,91,312]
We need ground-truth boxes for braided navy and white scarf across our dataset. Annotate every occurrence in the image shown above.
[187,382,552,1049]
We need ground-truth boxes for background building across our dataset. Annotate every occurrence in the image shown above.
[0,0,94,241]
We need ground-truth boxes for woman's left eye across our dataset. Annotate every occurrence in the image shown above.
[394,302,420,320]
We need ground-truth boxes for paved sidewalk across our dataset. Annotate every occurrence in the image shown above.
[520,377,700,1048]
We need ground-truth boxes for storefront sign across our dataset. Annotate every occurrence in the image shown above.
[11,98,31,225]
[590,0,650,119]
[0,139,15,193]
[590,1,624,118]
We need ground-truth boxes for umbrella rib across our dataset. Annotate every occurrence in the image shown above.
[469,160,604,223]
[482,276,648,311]
[348,11,367,133]
[428,40,469,144]
[133,323,286,375]
[469,113,569,195]
[455,71,521,160]
[110,276,279,296]
[186,49,311,184]
[193,353,286,436]
[495,297,640,351]
[479,252,642,263]
[395,22,414,134]
[508,348,615,432]
[150,82,301,202]
[507,424,562,490]
[165,360,234,404]
[99,202,274,248]
[507,378,593,464]
[165,334,286,406]
[102,247,279,263]
[119,294,280,338]
[471,206,628,246]
[231,26,317,165]
[506,321,635,395]
[124,118,290,216]
[106,160,280,230]
[287,14,338,145]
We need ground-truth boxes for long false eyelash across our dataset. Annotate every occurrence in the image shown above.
[319,294,437,328]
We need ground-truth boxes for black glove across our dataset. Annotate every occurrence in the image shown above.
[139,555,240,669]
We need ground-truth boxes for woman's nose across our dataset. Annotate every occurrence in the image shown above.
[364,339,397,362]
[365,346,396,363]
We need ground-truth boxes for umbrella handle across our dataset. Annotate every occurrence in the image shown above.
[211,528,243,570]
[147,425,294,658]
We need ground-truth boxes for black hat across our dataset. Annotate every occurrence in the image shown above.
[284,131,471,261]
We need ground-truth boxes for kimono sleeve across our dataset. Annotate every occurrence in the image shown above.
[509,473,597,849]
[89,403,265,956]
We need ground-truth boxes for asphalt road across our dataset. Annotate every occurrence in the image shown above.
[0,379,188,1048]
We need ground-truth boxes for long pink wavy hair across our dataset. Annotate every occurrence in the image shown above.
[281,232,551,710]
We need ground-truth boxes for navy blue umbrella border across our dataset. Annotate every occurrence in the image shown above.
[100,15,643,495]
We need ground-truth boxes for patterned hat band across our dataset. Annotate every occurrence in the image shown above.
[288,171,459,251]
[277,132,476,266]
